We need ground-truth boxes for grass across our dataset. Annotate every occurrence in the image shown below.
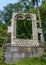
[0,57,46,65]
[15,57,46,65]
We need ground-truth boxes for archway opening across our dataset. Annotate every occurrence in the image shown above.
[16,17,33,39]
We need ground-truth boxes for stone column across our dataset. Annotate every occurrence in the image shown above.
[11,13,16,45]
[32,14,38,42]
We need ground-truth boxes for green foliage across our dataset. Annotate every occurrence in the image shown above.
[0,57,46,65]
[41,53,46,58]
[0,45,6,62]
[2,2,23,24]
[0,47,4,62]
[15,57,46,65]
[19,0,33,12]
[0,22,11,62]
[16,19,32,39]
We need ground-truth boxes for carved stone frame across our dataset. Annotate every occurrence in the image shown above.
[11,13,39,47]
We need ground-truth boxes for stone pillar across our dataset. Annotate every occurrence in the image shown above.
[32,14,38,43]
[11,13,16,45]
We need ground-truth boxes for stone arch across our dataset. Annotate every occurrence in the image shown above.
[14,14,24,20]
[25,14,31,20]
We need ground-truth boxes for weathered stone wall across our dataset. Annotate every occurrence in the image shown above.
[5,46,44,63]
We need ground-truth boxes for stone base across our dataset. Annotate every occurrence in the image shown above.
[5,43,44,63]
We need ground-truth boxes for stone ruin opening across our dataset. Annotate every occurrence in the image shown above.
[16,16,32,39]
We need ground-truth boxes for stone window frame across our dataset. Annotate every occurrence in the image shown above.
[13,14,33,39]
[11,13,39,47]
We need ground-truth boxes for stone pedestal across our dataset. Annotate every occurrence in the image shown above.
[5,44,44,63]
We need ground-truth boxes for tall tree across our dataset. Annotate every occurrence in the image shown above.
[31,0,41,27]
[31,0,45,43]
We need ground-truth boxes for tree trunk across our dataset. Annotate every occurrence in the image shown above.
[36,1,42,27]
